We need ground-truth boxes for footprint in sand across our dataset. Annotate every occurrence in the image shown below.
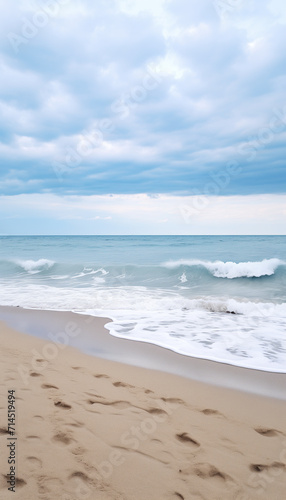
[201,408,220,416]
[85,391,104,399]
[250,462,286,473]
[113,381,135,388]
[30,372,43,377]
[254,428,281,437]
[0,475,26,490]
[26,456,42,470]
[162,397,184,405]
[176,433,200,447]
[52,432,73,445]
[194,463,231,482]
[0,475,26,491]
[86,399,131,409]
[160,397,184,412]
[72,446,86,456]
[147,408,167,415]
[69,471,90,482]
[16,478,27,488]
[37,477,63,494]
[54,401,72,410]
[42,384,59,390]
[68,471,95,488]
[94,373,109,379]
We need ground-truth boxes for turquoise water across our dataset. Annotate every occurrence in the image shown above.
[0,236,285,371]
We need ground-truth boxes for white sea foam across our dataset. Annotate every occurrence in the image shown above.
[72,268,108,279]
[1,281,285,316]
[162,258,284,278]
[15,259,55,274]
[0,282,285,371]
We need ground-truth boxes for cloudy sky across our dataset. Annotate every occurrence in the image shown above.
[0,0,285,234]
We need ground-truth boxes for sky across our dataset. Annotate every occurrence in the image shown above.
[0,0,285,234]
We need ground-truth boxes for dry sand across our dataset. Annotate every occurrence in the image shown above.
[0,311,286,500]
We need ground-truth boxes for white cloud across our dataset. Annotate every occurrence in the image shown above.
[0,0,285,233]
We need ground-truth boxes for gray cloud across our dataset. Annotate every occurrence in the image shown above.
[0,0,285,198]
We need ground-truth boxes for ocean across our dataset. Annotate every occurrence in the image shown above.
[0,235,285,372]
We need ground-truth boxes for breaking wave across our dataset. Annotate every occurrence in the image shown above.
[14,259,55,274]
[162,258,284,279]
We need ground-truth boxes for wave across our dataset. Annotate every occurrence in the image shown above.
[188,297,286,317]
[0,280,285,318]
[0,258,284,294]
[0,281,285,372]
[71,268,108,279]
[162,258,285,279]
[14,259,55,274]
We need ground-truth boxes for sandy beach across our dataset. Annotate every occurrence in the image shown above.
[0,309,286,499]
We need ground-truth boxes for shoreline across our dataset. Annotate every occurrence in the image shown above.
[0,312,286,498]
[0,305,286,399]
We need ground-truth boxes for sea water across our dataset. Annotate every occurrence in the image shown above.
[0,235,285,372]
